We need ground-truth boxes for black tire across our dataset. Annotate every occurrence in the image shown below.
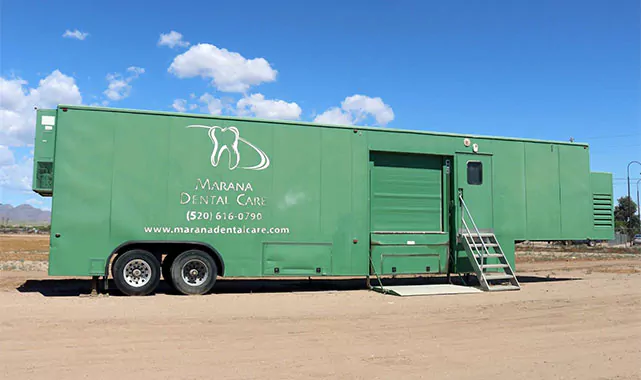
[587,240,596,247]
[170,250,218,295]
[110,255,118,278]
[113,249,161,296]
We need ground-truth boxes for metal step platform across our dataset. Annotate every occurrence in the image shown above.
[459,194,521,292]
[371,284,483,297]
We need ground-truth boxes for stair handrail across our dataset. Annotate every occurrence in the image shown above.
[459,193,490,266]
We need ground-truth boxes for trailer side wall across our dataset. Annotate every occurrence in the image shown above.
[37,107,613,277]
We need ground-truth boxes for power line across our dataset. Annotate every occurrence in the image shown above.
[589,143,641,149]
[590,149,641,155]
[580,133,641,140]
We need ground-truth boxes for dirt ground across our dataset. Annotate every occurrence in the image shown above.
[0,235,640,379]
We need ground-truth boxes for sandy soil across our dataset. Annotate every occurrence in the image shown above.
[0,235,640,379]
[0,234,49,271]
[0,234,49,255]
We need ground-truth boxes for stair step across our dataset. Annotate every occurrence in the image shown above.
[482,264,509,269]
[462,232,495,237]
[474,253,503,258]
[470,243,499,248]
[457,199,520,291]
[486,284,521,292]
[484,274,514,281]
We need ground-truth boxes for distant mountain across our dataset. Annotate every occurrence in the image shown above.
[0,204,51,224]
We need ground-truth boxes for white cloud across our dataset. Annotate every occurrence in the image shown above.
[0,146,15,166]
[172,99,188,112]
[0,153,33,192]
[104,74,129,101]
[103,67,145,102]
[342,95,394,126]
[199,93,224,115]
[236,93,301,120]
[158,31,190,48]
[126,66,145,77]
[313,107,353,125]
[313,94,394,126]
[172,95,217,113]
[168,44,277,92]
[62,29,89,40]
[31,71,83,106]
[0,78,28,111]
[0,70,82,146]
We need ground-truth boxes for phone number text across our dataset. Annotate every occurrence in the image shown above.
[186,211,263,222]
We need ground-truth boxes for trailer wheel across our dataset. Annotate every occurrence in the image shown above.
[113,249,161,296]
[171,250,218,295]
[587,239,596,247]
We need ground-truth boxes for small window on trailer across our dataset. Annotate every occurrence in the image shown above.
[467,161,482,185]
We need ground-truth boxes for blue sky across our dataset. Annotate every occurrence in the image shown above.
[1,0,639,210]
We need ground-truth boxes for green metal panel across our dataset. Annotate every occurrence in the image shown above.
[490,141,526,238]
[350,131,371,275]
[370,241,448,275]
[110,112,171,246]
[34,105,613,278]
[559,145,592,238]
[262,243,332,275]
[524,143,561,239]
[371,233,448,246]
[33,109,57,161]
[370,152,443,233]
[47,109,114,276]
[371,245,443,275]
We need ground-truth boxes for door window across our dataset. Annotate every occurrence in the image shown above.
[467,161,483,185]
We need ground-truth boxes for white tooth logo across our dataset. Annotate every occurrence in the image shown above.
[187,125,270,171]
[209,126,240,170]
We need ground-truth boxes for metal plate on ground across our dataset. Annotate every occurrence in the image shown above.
[372,284,483,296]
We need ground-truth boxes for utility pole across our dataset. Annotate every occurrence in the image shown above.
[627,162,641,214]
[625,162,641,246]
[627,161,641,222]
[637,178,641,220]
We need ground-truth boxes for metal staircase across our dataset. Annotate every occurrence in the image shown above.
[458,194,520,291]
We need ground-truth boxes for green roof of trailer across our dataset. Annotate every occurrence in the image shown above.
[57,104,589,147]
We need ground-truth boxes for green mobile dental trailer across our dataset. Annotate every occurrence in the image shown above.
[32,105,615,295]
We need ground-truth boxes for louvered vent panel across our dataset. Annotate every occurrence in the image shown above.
[593,194,613,228]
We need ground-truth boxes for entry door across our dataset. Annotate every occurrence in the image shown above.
[456,154,493,231]
[369,152,449,275]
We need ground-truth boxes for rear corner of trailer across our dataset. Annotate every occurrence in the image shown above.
[31,108,57,273]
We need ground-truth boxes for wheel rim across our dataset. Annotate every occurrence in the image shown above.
[181,259,209,286]
[123,259,152,288]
